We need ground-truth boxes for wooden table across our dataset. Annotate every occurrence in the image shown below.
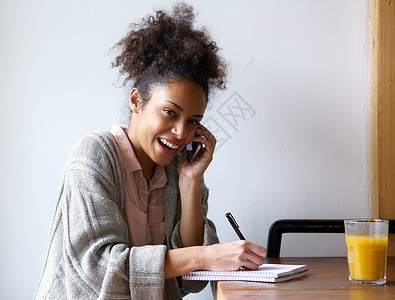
[214,257,395,299]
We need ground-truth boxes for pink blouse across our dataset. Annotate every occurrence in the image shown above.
[110,125,167,246]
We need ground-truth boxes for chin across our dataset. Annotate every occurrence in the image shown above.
[152,154,174,167]
[153,147,179,166]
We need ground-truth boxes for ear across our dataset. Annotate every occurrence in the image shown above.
[129,88,142,113]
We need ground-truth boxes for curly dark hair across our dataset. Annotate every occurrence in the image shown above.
[112,3,227,105]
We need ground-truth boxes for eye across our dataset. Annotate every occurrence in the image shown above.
[188,120,200,126]
[164,109,176,116]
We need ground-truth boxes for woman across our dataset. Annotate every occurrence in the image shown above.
[34,3,266,300]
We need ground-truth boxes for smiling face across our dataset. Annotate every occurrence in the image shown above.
[126,80,207,177]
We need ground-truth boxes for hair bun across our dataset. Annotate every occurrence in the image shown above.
[112,3,227,99]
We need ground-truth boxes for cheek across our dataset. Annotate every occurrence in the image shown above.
[146,115,172,137]
[185,126,197,141]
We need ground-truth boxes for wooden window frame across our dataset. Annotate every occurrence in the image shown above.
[369,0,395,254]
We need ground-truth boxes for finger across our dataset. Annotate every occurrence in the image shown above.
[244,249,265,266]
[193,138,214,161]
[239,258,262,270]
[177,148,187,159]
[196,124,216,144]
[194,132,216,154]
[247,243,267,258]
[194,134,215,150]
[235,241,266,267]
[176,149,188,165]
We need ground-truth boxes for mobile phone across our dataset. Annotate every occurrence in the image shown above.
[185,140,202,163]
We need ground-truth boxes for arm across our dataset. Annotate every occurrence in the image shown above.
[164,241,267,279]
[178,177,204,246]
[176,124,216,247]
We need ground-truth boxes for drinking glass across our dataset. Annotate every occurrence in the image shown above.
[344,219,388,285]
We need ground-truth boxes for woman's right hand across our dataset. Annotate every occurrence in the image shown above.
[200,240,267,271]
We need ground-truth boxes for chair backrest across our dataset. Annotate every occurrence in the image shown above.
[266,219,395,257]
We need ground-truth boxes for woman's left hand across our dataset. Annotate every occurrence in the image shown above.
[177,124,216,181]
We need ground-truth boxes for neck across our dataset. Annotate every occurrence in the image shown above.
[125,122,156,182]
[141,161,156,182]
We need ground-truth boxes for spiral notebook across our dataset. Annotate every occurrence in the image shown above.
[182,264,308,283]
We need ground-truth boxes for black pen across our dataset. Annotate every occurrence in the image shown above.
[225,212,246,240]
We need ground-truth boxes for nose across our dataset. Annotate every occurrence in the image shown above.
[171,121,187,140]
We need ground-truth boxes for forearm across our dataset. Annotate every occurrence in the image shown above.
[165,240,268,279]
[165,246,206,279]
[179,178,204,247]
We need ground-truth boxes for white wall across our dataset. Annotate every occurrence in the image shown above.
[0,0,369,299]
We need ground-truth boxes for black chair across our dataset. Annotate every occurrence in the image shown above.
[266,219,395,257]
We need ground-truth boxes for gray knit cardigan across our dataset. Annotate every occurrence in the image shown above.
[34,131,219,300]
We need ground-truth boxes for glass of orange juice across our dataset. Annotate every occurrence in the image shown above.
[344,219,388,285]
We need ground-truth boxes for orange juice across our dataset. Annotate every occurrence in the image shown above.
[345,235,388,281]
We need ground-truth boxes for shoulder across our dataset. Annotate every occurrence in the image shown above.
[66,131,123,176]
[64,131,125,200]
[70,131,119,160]
[70,131,118,158]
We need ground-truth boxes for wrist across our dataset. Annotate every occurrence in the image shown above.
[195,245,209,270]
[179,177,201,194]
[195,246,207,270]
[198,244,219,271]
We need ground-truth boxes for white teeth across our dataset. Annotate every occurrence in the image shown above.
[159,138,179,150]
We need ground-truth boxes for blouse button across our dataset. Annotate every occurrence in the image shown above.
[151,225,155,229]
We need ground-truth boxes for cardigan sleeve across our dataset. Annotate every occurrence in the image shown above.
[61,133,167,300]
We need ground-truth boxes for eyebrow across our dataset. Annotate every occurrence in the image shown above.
[165,100,204,118]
